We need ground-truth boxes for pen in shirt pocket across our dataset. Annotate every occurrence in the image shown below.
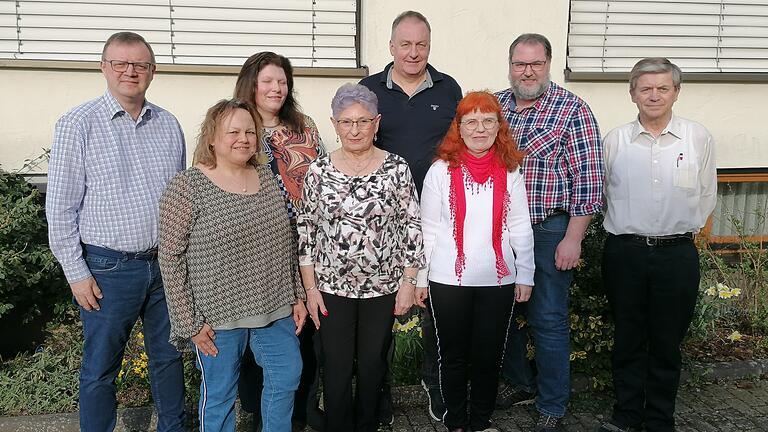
[676,152,684,168]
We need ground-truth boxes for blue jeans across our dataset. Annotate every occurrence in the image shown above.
[195,316,301,432]
[502,214,573,418]
[79,245,185,432]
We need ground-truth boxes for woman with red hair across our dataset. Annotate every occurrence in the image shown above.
[415,91,535,432]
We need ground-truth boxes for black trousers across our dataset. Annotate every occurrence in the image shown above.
[319,292,396,432]
[430,281,516,431]
[238,318,323,428]
[603,234,699,432]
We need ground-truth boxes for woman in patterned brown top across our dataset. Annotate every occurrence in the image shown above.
[158,99,306,432]
[297,83,425,432]
[234,51,326,431]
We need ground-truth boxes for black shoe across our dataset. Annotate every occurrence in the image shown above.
[421,379,446,422]
[596,421,636,432]
[305,406,325,431]
[534,414,560,432]
[496,382,535,408]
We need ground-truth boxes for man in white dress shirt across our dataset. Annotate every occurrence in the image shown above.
[598,57,717,432]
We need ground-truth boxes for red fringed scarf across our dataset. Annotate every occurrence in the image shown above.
[448,148,511,284]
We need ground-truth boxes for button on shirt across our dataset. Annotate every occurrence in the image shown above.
[495,83,604,224]
[46,91,186,283]
[602,115,717,236]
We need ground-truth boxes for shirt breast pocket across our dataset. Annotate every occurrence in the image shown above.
[673,160,698,191]
[523,128,559,160]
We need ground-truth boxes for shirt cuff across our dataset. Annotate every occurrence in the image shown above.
[63,260,92,284]
[515,271,535,287]
[416,268,429,288]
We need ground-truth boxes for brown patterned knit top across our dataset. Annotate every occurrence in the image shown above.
[158,164,303,350]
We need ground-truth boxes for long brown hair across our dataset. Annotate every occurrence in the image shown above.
[234,51,306,132]
[436,91,524,170]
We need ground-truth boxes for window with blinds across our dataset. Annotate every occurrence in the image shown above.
[0,0,359,68]
[567,0,768,74]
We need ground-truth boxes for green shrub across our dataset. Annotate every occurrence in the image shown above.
[391,313,423,386]
[0,170,67,321]
[569,214,613,389]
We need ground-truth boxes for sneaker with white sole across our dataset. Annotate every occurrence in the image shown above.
[421,379,446,422]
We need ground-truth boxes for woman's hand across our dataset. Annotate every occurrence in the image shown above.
[395,283,415,316]
[292,301,308,335]
[191,323,218,357]
[515,284,533,302]
[415,286,429,308]
[306,289,328,330]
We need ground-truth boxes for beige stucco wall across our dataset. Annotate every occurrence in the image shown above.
[1,0,766,173]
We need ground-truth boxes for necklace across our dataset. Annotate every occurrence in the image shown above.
[340,149,376,176]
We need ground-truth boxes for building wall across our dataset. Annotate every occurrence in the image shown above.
[1,0,765,172]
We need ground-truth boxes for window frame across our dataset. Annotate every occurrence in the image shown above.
[0,0,366,77]
[701,169,768,246]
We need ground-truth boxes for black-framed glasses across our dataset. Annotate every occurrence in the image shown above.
[510,60,547,72]
[336,118,376,131]
[460,118,499,131]
[102,60,155,73]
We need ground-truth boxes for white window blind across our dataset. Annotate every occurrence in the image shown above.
[568,0,768,73]
[0,0,359,68]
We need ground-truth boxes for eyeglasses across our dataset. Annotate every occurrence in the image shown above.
[460,118,499,131]
[102,60,155,73]
[336,118,376,131]
[510,60,547,72]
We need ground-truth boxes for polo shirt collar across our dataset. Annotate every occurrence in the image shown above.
[382,62,438,93]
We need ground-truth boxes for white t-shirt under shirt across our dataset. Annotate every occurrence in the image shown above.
[417,160,535,288]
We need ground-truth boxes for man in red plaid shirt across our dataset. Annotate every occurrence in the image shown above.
[494,33,604,432]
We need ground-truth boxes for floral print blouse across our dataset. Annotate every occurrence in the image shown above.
[297,152,425,298]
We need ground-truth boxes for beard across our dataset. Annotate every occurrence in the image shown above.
[510,73,551,101]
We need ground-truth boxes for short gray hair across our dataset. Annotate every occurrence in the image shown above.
[102,32,156,64]
[391,10,431,40]
[331,83,379,118]
[508,33,552,61]
[629,57,682,90]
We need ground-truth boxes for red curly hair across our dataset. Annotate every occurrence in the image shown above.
[436,91,524,170]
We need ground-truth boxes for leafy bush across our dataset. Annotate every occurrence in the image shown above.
[0,310,201,415]
[391,314,423,385]
[569,214,613,389]
[0,311,81,415]
[0,170,67,321]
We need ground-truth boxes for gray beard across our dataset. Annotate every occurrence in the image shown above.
[511,75,551,101]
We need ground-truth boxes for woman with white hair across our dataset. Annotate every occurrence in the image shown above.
[297,83,424,432]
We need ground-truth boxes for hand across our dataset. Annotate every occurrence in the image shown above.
[415,287,429,308]
[306,290,328,330]
[191,323,218,357]
[292,301,308,336]
[394,283,415,316]
[70,277,103,311]
[555,235,582,271]
[515,284,533,302]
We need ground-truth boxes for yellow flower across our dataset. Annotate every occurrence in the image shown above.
[393,316,419,333]
[730,287,742,297]
[718,289,733,299]
[704,286,717,297]
[727,331,742,342]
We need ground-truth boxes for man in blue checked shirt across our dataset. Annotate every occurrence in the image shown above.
[46,32,186,432]
[494,33,604,432]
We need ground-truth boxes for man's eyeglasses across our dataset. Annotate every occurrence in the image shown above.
[336,118,376,131]
[102,60,155,73]
[460,118,499,131]
[510,60,547,72]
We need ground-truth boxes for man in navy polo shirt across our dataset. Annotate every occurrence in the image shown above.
[360,9,461,425]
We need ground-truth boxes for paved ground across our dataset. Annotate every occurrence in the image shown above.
[1,379,766,431]
[378,379,768,432]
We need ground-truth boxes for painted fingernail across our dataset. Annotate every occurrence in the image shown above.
[322,310,328,316]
